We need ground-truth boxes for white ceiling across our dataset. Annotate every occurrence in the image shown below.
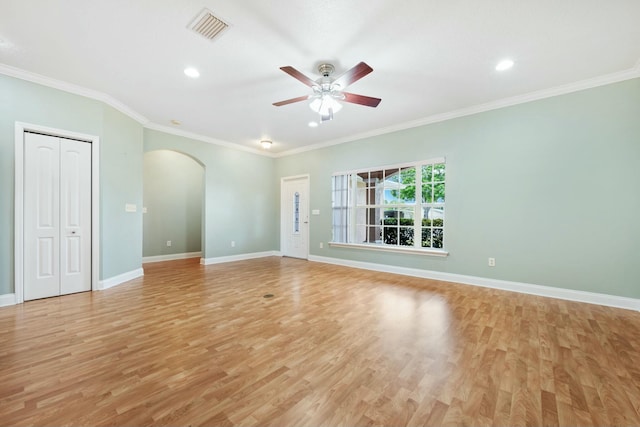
[1,0,639,155]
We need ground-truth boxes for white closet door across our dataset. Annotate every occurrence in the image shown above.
[59,139,92,295]
[24,133,61,300]
[24,133,92,300]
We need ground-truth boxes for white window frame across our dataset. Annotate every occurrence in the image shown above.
[330,157,448,257]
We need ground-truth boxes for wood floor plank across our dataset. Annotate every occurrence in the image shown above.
[1,256,640,426]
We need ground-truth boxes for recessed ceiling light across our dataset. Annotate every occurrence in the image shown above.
[308,121,319,128]
[260,140,272,149]
[495,59,514,71]
[184,67,200,78]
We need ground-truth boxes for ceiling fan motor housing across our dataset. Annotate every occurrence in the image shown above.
[317,64,335,77]
[315,64,337,91]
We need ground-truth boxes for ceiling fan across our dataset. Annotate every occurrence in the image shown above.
[273,62,381,122]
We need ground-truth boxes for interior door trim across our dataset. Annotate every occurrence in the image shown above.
[14,122,100,304]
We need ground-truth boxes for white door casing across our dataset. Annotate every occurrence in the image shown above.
[15,123,100,304]
[281,175,309,259]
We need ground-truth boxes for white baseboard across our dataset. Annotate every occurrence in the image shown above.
[309,255,640,312]
[0,293,16,307]
[200,251,280,265]
[98,268,144,290]
[143,252,202,263]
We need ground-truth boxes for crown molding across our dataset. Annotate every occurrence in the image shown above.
[143,123,276,157]
[3,61,639,160]
[0,62,277,157]
[102,96,149,125]
[0,63,149,124]
[274,64,640,158]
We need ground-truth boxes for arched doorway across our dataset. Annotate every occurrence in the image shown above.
[143,150,205,262]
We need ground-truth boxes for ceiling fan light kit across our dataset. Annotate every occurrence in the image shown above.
[309,94,342,121]
[273,62,381,123]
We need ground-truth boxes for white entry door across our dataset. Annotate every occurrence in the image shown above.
[23,132,92,300]
[281,176,309,259]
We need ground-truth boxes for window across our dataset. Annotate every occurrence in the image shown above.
[293,192,300,233]
[331,158,446,254]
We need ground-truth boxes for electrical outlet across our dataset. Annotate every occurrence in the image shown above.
[167,240,172,247]
[488,257,495,267]
[319,242,323,249]
[231,241,235,248]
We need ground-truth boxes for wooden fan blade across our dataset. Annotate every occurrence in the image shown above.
[333,62,373,88]
[273,95,309,107]
[342,92,381,108]
[280,66,317,87]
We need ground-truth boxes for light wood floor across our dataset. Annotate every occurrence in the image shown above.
[1,257,639,426]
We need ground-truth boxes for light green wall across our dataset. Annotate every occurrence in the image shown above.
[100,105,144,278]
[2,71,639,301]
[143,129,278,259]
[276,78,640,299]
[143,150,203,256]
[0,74,144,293]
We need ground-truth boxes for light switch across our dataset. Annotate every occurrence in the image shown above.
[142,207,148,213]
[311,209,320,215]
[125,203,137,212]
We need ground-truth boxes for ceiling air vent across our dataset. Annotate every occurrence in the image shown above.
[189,8,229,41]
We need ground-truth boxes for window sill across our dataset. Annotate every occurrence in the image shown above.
[328,242,449,257]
